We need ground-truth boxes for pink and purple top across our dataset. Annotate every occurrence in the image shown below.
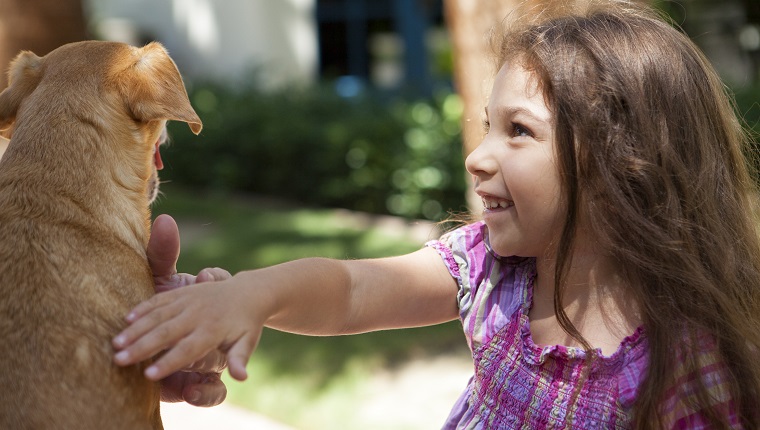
[426,221,739,429]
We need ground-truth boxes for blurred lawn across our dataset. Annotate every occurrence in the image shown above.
[152,185,468,429]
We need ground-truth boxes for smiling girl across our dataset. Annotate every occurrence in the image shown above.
[113,1,760,428]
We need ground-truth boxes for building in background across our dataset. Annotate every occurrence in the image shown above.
[316,0,447,95]
[85,0,758,92]
[85,0,448,94]
[86,0,319,89]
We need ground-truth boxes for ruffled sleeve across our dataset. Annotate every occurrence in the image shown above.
[426,221,534,352]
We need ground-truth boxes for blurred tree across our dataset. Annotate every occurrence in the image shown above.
[0,0,88,90]
[443,0,518,160]
[741,0,759,23]
[444,0,525,211]
[740,0,760,81]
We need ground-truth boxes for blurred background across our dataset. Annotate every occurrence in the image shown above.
[0,0,758,429]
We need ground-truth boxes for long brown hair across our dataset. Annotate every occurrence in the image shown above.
[494,1,760,428]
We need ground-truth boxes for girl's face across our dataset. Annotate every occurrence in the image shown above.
[466,62,562,258]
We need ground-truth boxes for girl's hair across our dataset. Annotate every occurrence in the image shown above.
[495,1,760,428]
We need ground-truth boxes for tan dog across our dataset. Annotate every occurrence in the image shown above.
[0,41,201,430]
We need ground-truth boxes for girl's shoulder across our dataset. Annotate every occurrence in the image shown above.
[426,221,534,267]
[426,221,536,350]
[427,220,533,284]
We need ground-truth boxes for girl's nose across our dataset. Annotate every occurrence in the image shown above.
[465,140,498,178]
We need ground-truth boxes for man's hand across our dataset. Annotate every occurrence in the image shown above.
[147,214,231,407]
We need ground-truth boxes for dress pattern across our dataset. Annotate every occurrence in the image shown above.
[427,221,737,429]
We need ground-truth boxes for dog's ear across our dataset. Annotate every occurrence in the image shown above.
[112,42,202,135]
[0,51,42,137]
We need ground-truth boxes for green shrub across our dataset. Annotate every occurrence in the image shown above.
[163,80,468,220]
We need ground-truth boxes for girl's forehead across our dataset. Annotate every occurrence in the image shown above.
[487,62,552,123]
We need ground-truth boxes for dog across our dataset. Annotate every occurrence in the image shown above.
[0,41,202,430]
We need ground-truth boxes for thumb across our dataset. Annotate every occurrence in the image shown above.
[148,214,180,278]
[227,333,260,381]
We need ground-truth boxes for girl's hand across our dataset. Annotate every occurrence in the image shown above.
[112,275,263,382]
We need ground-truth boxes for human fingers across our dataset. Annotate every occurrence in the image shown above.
[122,286,182,325]
[113,316,191,368]
[159,372,190,403]
[160,371,227,407]
[113,292,186,361]
[184,348,228,374]
[196,267,232,284]
[148,214,180,279]
[143,331,222,380]
[154,273,198,293]
[155,268,228,294]
[226,331,261,381]
[182,372,227,407]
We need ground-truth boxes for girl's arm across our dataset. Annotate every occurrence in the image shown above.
[112,246,458,382]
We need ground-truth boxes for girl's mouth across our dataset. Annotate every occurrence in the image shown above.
[482,196,514,211]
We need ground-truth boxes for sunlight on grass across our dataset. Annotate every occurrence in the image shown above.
[153,187,424,272]
[224,354,380,429]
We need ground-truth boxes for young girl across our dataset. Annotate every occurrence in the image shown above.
[113,2,760,428]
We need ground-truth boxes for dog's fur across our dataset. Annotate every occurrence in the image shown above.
[0,41,201,430]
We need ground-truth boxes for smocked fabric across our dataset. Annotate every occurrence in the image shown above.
[426,221,739,429]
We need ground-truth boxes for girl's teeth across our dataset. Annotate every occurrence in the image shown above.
[482,198,510,209]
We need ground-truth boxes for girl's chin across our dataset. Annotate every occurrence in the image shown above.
[483,225,531,258]
[484,232,514,257]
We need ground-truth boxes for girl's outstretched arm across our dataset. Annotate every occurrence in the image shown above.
[112,247,458,382]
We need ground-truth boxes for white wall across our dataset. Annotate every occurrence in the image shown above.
[85,0,318,88]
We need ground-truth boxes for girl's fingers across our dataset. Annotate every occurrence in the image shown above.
[226,332,260,381]
[144,334,216,381]
[114,318,189,367]
[113,299,183,350]
[124,289,179,323]
[113,301,189,366]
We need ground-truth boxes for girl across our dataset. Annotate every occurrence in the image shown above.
[113,2,760,428]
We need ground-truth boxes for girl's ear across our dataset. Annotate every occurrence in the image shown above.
[109,42,202,135]
[0,51,42,137]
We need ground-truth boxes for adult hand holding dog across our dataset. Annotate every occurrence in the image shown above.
[142,214,231,407]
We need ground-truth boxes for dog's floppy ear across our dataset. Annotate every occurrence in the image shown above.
[0,51,42,137]
[112,42,202,135]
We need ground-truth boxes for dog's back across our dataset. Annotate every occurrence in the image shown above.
[0,212,160,429]
[0,41,202,430]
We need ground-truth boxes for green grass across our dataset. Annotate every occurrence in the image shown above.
[151,185,468,429]
[153,189,426,270]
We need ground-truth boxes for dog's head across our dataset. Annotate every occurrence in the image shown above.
[0,41,202,203]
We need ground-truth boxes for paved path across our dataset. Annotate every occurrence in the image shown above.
[162,402,295,430]
[160,353,473,430]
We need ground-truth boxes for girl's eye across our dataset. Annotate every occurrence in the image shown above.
[512,123,532,138]
[482,119,490,133]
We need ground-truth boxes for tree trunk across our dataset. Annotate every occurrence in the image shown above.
[0,0,88,89]
[0,0,87,158]
[444,0,520,159]
[444,0,547,212]
[444,0,651,212]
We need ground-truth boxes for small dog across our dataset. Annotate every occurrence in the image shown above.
[0,41,202,430]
